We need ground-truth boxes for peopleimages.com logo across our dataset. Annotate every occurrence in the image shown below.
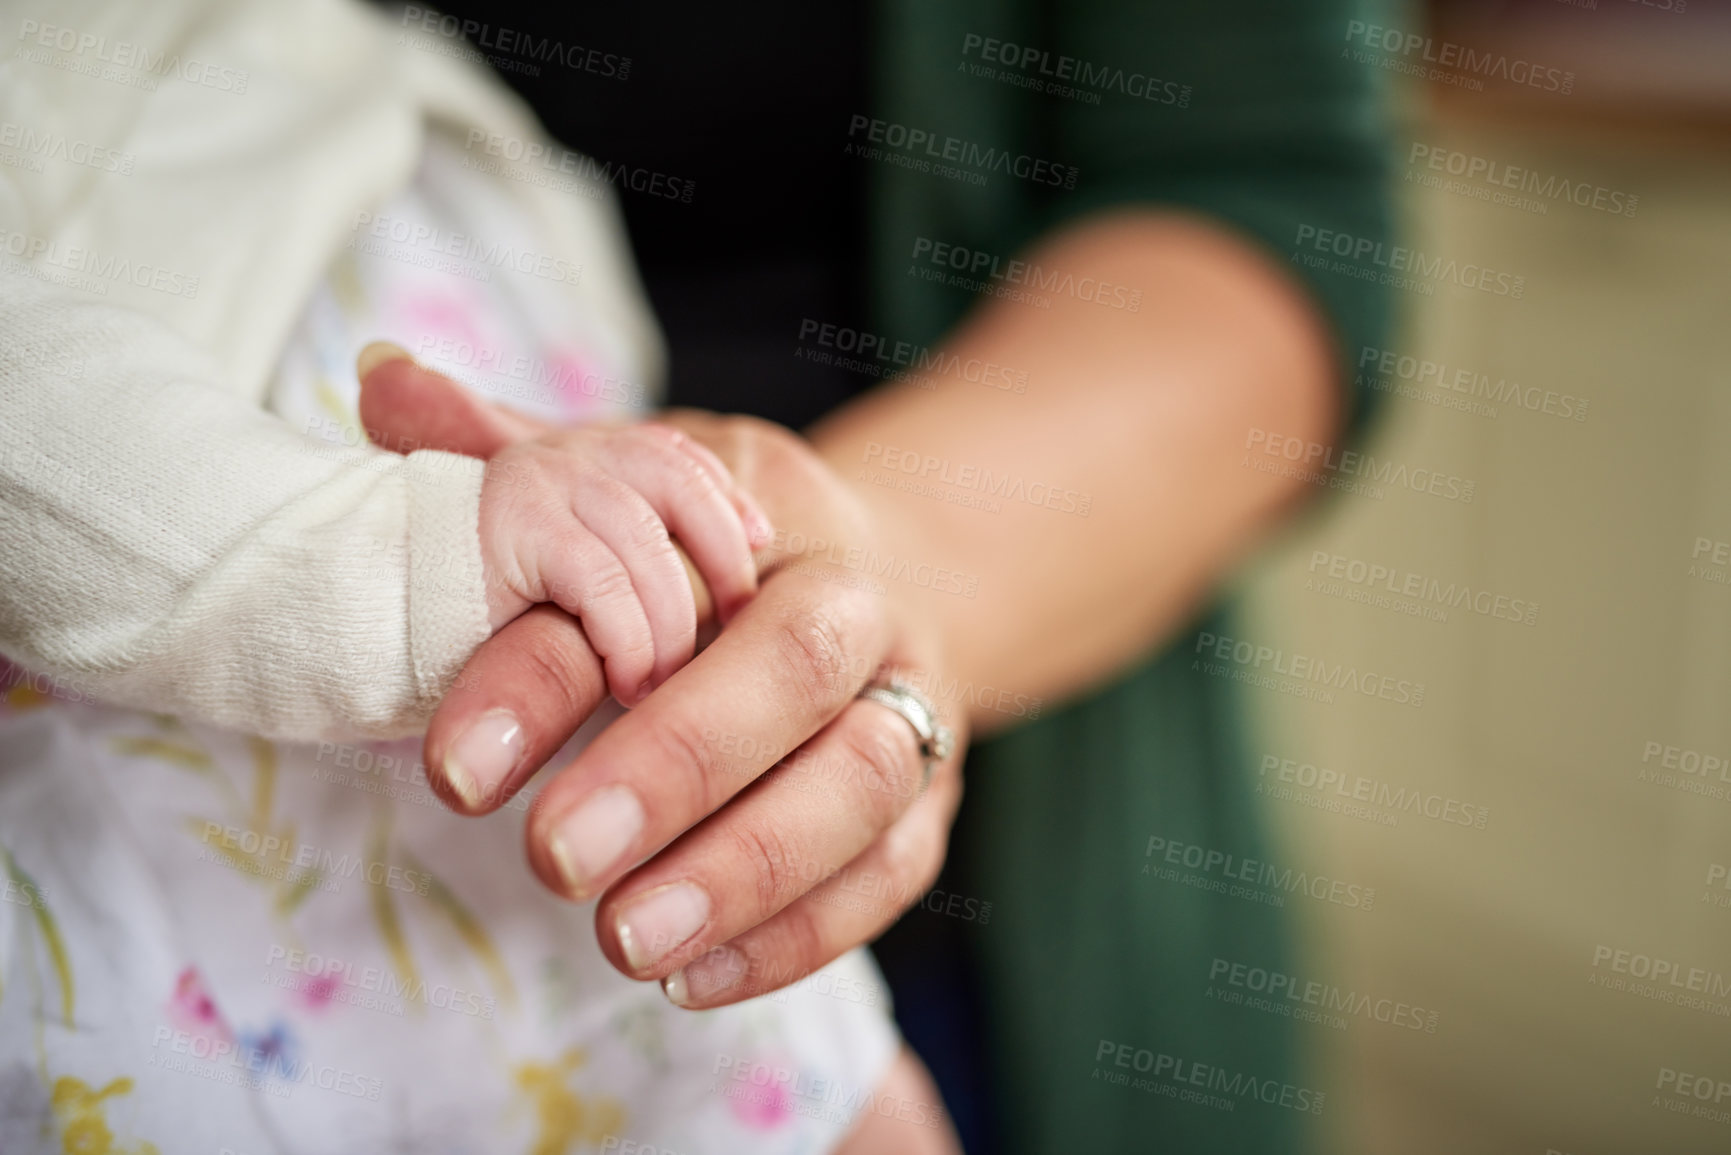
[1342,19,1573,95]
[1093,1039,1326,1114]
[15,18,250,93]
[845,115,1078,189]
[397,6,630,80]
[1293,224,1525,298]
[958,33,1192,107]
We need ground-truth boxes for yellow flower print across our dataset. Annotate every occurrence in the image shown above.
[513,1048,625,1155]
[50,1075,160,1155]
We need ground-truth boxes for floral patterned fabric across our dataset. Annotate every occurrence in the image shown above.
[0,139,898,1155]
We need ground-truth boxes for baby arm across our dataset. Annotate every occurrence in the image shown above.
[0,278,763,740]
[0,279,497,739]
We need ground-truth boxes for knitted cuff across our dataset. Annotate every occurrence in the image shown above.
[403,449,492,713]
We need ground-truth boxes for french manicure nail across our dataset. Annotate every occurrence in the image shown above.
[548,785,644,898]
[662,945,748,1008]
[617,881,711,970]
[443,712,523,810]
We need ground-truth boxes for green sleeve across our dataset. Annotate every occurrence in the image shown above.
[868,3,1397,1152]
[873,0,1397,436]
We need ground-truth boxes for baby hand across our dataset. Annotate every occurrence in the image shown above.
[477,422,772,705]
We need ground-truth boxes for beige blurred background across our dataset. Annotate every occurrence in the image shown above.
[1235,2,1731,1152]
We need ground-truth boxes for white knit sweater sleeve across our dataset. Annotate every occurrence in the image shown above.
[0,275,491,741]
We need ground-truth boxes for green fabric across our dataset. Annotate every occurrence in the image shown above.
[869,1,1396,1151]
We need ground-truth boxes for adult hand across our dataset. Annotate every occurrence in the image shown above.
[356,344,967,1007]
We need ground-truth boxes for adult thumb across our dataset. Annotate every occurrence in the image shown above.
[355,341,547,459]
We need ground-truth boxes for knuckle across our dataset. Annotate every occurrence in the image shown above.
[514,621,601,718]
[834,713,920,824]
[625,506,673,555]
[729,822,806,918]
[595,476,673,554]
[640,423,695,462]
[761,907,829,986]
[673,455,723,504]
[647,712,728,813]
[579,560,637,612]
[768,597,871,711]
[645,429,728,503]
[628,422,685,458]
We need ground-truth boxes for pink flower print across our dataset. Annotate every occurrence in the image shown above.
[543,347,609,421]
[166,965,232,1047]
[725,1057,796,1130]
[394,288,493,358]
[292,971,343,1013]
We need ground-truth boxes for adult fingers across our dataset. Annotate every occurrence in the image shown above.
[429,603,606,814]
[660,741,964,1009]
[593,694,929,977]
[521,570,892,904]
[356,342,547,458]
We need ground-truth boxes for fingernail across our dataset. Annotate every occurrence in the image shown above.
[548,785,644,898]
[616,881,711,970]
[662,945,748,1008]
[443,712,523,810]
[631,679,653,707]
[355,340,413,380]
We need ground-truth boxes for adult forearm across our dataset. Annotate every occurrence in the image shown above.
[808,210,1342,732]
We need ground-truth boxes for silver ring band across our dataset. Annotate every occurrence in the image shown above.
[857,677,954,790]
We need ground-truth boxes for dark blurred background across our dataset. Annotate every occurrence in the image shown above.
[401,0,876,429]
